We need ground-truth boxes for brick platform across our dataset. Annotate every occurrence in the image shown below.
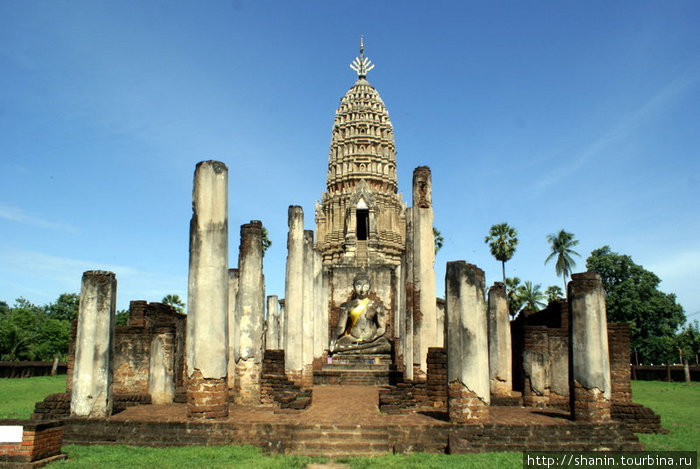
[0,420,66,468]
[58,385,644,456]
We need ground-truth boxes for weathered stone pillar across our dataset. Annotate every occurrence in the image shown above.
[266,295,280,350]
[149,329,175,405]
[186,160,228,419]
[548,329,569,408]
[312,249,328,360]
[301,230,315,386]
[284,206,304,384]
[279,299,286,351]
[569,272,611,421]
[445,261,490,422]
[412,167,438,376]
[234,221,265,405]
[71,270,117,418]
[488,282,511,398]
[403,213,415,381]
[227,269,239,391]
[522,325,550,407]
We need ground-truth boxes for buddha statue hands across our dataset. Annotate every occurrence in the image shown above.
[330,272,391,355]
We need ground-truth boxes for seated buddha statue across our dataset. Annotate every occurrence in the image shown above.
[329,272,391,355]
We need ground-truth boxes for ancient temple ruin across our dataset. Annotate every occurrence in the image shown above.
[26,41,665,457]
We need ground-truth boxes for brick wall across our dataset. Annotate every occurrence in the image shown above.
[608,322,631,402]
[0,420,65,464]
[426,347,447,408]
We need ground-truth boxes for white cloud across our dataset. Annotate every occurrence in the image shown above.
[536,75,696,192]
[0,203,79,233]
[0,250,186,311]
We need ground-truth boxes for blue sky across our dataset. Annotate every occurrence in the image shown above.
[1,1,699,323]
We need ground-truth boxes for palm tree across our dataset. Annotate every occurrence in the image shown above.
[162,294,185,314]
[505,276,524,319]
[484,223,518,284]
[518,281,546,314]
[545,285,564,303]
[545,229,581,292]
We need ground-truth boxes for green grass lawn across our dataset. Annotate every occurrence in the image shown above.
[0,375,65,419]
[631,380,700,451]
[0,377,696,468]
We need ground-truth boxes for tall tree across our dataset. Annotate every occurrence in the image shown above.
[586,246,685,364]
[484,223,518,284]
[545,229,580,292]
[505,277,524,319]
[162,294,185,314]
[46,293,79,321]
[518,281,546,314]
[545,285,564,303]
[433,227,444,254]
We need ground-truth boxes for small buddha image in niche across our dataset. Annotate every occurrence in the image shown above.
[330,272,391,355]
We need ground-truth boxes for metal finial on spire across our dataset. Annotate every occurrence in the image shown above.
[350,36,374,78]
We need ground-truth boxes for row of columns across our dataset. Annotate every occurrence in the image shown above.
[445,263,612,423]
[283,206,328,387]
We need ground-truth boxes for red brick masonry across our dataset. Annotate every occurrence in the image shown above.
[0,419,66,465]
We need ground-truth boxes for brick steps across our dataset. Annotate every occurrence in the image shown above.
[286,424,391,457]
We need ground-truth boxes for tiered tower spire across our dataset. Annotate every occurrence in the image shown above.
[315,40,405,266]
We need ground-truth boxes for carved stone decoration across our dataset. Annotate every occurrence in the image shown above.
[315,50,406,266]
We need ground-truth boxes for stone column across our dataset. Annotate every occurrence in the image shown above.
[403,211,415,381]
[522,325,550,407]
[186,160,228,419]
[149,329,175,405]
[569,272,611,421]
[71,270,117,418]
[234,221,265,405]
[488,282,512,398]
[412,167,438,376]
[279,299,286,351]
[266,295,280,350]
[227,269,239,391]
[284,206,304,384]
[301,230,315,386]
[445,261,490,422]
[548,329,569,408]
[312,250,328,360]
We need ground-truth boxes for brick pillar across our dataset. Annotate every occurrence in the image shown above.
[71,270,117,418]
[488,282,511,398]
[186,160,228,419]
[284,206,304,384]
[569,272,611,421]
[445,261,490,422]
[426,347,447,408]
[608,322,632,403]
[234,221,265,405]
[522,325,549,407]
